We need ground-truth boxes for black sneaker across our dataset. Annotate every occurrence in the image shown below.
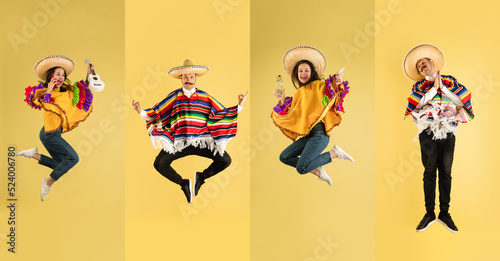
[416,212,436,232]
[180,179,192,203]
[193,172,205,196]
[438,212,459,233]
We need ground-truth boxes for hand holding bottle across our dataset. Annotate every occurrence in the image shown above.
[274,75,286,104]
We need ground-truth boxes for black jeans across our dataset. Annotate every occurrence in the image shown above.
[153,146,231,186]
[419,131,455,214]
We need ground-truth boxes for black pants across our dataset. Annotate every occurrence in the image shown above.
[153,146,232,186]
[419,131,455,214]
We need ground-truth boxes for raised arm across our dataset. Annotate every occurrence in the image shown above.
[132,100,153,121]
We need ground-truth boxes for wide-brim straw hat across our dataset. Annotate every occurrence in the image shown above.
[168,59,210,79]
[34,55,75,80]
[403,43,444,81]
[283,46,327,77]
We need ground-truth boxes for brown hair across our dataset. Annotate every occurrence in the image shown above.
[40,66,72,92]
[291,60,320,89]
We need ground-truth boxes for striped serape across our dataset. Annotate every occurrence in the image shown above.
[145,88,238,156]
[405,75,474,139]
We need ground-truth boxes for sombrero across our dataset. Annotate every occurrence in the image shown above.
[168,59,210,79]
[33,55,75,80]
[283,46,327,77]
[403,43,444,81]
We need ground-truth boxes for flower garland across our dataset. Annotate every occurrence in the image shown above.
[324,75,350,113]
[323,76,336,107]
[71,80,93,112]
[24,81,93,112]
[337,81,350,113]
[24,84,45,109]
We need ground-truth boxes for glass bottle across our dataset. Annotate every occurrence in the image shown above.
[275,75,284,97]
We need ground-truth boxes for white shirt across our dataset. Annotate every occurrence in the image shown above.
[182,86,196,98]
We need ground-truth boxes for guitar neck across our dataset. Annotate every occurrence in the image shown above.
[88,62,97,75]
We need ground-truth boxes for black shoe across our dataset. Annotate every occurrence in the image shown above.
[180,179,193,203]
[416,212,436,232]
[193,172,205,196]
[438,212,459,233]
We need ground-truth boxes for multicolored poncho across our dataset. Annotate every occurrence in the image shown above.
[145,88,238,156]
[272,76,350,141]
[404,75,474,140]
[24,81,93,133]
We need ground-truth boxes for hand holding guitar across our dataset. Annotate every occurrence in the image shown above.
[85,59,105,92]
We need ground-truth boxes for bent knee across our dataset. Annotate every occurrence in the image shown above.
[66,153,79,168]
[296,164,309,175]
[221,153,232,168]
[73,154,80,165]
[153,158,163,172]
[279,152,289,164]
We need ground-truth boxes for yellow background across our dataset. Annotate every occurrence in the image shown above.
[0,0,125,260]
[1,0,499,260]
[250,0,375,260]
[124,0,250,260]
[375,0,500,260]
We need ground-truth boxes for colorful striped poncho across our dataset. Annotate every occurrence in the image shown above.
[24,80,93,133]
[404,75,474,140]
[145,88,238,156]
[272,76,350,141]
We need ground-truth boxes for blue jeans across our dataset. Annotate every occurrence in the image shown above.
[279,123,332,174]
[38,127,79,181]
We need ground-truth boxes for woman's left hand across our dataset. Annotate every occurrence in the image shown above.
[87,64,95,75]
[334,70,343,86]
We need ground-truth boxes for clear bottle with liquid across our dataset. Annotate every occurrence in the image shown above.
[275,75,284,97]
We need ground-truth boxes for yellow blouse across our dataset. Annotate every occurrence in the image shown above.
[27,81,93,133]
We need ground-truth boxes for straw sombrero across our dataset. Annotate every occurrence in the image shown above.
[403,43,444,81]
[283,46,327,77]
[34,55,75,80]
[168,59,210,79]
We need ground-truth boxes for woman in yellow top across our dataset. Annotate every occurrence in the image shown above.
[272,46,354,186]
[17,55,95,201]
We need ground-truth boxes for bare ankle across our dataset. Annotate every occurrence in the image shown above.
[32,153,41,161]
[310,169,320,177]
[47,178,55,187]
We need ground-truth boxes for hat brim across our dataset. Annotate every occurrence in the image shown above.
[168,66,210,79]
[34,55,75,80]
[283,46,327,77]
[403,44,444,81]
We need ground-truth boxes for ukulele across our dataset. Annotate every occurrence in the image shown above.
[85,59,105,92]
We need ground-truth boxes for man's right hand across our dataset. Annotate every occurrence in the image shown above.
[132,100,141,114]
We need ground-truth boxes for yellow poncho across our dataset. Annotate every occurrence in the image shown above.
[271,77,349,141]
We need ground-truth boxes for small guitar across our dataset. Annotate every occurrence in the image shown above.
[85,59,105,92]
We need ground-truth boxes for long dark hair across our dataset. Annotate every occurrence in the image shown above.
[291,60,320,89]
[40,66,72,92]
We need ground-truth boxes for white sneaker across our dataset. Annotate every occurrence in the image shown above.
[317,166,332,186]
[41,178,51,201]
[16,147,38,159]
[333,145,354,162]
